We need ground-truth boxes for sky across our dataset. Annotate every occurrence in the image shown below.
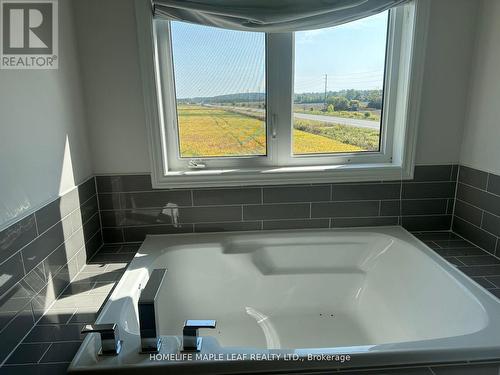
[170,11,388,99]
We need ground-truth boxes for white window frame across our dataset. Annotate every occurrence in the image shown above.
[135,0,430,188]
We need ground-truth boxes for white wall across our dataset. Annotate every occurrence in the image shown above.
[415,0,478,165]
[74,0,479,173]
[0,1,92,229]
[73,0,150,175]
[459,0,500,175]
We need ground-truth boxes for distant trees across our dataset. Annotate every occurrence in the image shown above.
[326,97,361,112]
[327,96,349,111]
[367,93,382,109]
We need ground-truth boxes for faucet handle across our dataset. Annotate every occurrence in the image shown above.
[182,320,217,351]
[184,320,217,329]
[81,323,122,356]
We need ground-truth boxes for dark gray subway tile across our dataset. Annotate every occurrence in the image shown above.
[77,177,97,204]
[5,342,50,364]
[89,252,134,263]
[43,242,73,278]
[0,214,37,263]
[434,247,485,257]
[20,221,65,274]
[98,245,122,254]
[458,264,500,277]
[38,307,76,324]
[0,285,33,329]
[0,309,35,363]
[120,190,192,209]
[482,212,500,237]
[471,276,496,289]
[98,193,121,210]
[413,165,453,182]
[64,229,85,260]
[40,341,82,363]
[194,188,261,205]
[311,201,379,218]
[402,182,456,199]
[82,213,101,243]
[497,239,500,257]
[487,173,500,196]
[35,190,80,235]
[457,183,500,216]
[263,185,329,203]
[0,253,26,296]
[401,215,452,232]
[263,219,329,231]
[179,206,241,223]
[332,217,398,228]
[485,275,500,288]
[413,232,460,241]
[455,255,500,266]
[123,225,193,242]
[102,228,124,243]
[450,164,459,181]
[401,199,448,216]
[100,211,124,227]
[24,323,83,343]
[70,209,84,233]
[84,230,103,258]
[380,200,400,216]
[446,199,454,214]
[444,256,465,267]
[80,195,99,224]
[243,204,309,220]
[1,363,69,375]
[433,239,475,248]
[332,183,400,201]
[21,265,46,298]
[453,217,497,254]
[195,221,261,233]
[118,209,180,226]
[458,165,489,189]
[96,175,152,193]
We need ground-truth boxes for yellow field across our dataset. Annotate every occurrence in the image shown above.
[177,105,363,157]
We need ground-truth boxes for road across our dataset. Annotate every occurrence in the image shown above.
[294,112,380,130]
[206,105,380,130]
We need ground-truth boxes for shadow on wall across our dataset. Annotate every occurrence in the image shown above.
[0,172,102,363]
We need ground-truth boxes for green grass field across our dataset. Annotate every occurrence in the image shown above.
[177,105,377,157]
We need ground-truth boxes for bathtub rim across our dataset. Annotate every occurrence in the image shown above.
[68,226,500,373]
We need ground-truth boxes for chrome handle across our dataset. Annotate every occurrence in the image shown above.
[182,320,217,352]
[138,269,166,353]
[81,323,122,356]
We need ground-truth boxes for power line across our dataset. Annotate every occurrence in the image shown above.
[323,73,328,110]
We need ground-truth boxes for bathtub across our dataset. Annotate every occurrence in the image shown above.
[69,227,500,374]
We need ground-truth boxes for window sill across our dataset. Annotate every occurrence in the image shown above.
[151,162,413,188]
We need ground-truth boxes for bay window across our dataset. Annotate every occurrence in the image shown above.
[136,0,430,187]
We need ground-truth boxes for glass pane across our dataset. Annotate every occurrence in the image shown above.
[170,22,266,158]
[293,12,389,155]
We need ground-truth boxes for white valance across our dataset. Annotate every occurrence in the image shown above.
[153,0,410,32]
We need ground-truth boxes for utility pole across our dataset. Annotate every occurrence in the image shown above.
[323,73,328,110]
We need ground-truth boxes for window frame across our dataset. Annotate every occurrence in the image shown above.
[136,0,430,188]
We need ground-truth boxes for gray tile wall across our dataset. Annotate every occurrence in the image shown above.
[452,166,500,256]
[0,178,102,364]
[96,165,458,243]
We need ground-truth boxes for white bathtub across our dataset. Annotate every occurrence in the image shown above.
[69,227,500,374]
